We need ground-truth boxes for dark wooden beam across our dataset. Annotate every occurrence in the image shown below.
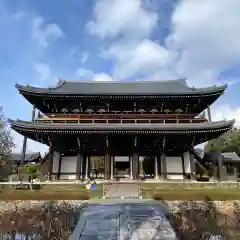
[57,153,62,180]
[48,147,53,181]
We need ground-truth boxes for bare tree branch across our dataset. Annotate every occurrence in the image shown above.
[0,106,14,166]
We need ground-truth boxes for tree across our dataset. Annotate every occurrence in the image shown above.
[205,128,240,154]
[0,106,14,179]
[21,163,40,189]
[25,163,40,180]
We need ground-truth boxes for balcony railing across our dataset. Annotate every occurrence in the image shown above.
[35,117,207,124]
[43,112,202,120]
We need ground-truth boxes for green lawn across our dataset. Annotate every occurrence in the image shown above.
[141,188,240,200]
[1,182,240,200]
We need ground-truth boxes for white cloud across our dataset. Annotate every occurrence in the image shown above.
[211,104,240,127]
[93,0,240,87]
[12,11,27,21]
[93,73,113,81]
[75,68,93,78]
[81,52,89,63]
[32,16,64,47]
[75,68,113,81]
[33,62,51,82]
[106,39,177,79]
[86,0,158,39]
[167,0,240,85]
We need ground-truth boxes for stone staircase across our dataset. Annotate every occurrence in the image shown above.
[103,183,141,199]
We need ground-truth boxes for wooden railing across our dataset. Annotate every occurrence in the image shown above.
[35,117,207,124]
[43,113,201,120]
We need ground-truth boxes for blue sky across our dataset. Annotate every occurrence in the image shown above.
[1,0,240,154]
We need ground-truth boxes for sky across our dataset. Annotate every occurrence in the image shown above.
[1,0,240,155]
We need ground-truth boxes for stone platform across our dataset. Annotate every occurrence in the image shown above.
[69,201,178,240]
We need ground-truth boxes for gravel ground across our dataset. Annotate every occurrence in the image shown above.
[0,200,239,239]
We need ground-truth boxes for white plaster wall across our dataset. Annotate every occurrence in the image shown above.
[115,156,129,162]
[59,174,77,180]
[60,156,77,173]
[166,156,184,179]
[52,151,60,173]
[183,152,191,173]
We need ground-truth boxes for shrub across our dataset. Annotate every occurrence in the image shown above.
[152,192,163,201]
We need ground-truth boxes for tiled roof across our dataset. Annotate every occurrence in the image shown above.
[10,152,41,162]
[15,79,227,95]
[221,152,240,162]
[9,119,235,132]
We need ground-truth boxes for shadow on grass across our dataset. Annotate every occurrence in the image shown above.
[153,195,239,240]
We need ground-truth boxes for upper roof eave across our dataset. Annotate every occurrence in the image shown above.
[9,119,235,131]
[15,79,228,96]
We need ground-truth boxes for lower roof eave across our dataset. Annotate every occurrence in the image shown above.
[9,119,235,133]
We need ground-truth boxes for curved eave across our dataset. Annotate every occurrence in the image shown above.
[9,119,235,134]
[15,83,227,97]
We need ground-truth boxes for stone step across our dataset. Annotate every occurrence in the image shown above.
[103,183,141,199]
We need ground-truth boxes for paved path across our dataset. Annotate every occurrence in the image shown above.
[69,201,178,240]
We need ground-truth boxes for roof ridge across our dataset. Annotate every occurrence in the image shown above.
[58,78,187,84]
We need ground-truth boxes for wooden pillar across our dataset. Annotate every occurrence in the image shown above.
[20,137,27,168]
[85,156,89,180]
[48,147,53,181]
[189,153,196,180]
[104,136,110,180]
[207,105,212,122]
[139,157,144,177]
[57,153,62,180]
[154,156,159,179]
[110,156,114,179]
[212,165,218,181]
[104,152,110,180]
[88,156,92,178]
[76,152,83,180]
[181,153,186,179]
[132,136,139,180]
[217,154,224,181]
[132,152,139,180]
[161,153,167,180]
[82,156,87,179]
[157,155,161,176]
[20,106,36,169]
[129,156,133,179]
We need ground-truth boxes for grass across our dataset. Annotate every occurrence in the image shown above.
[138,182,240,189]
[1,182,240,200]
[143,188,240,200]
[0,184,103,200]
[0,189,103,200]
[40,183,86,190]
